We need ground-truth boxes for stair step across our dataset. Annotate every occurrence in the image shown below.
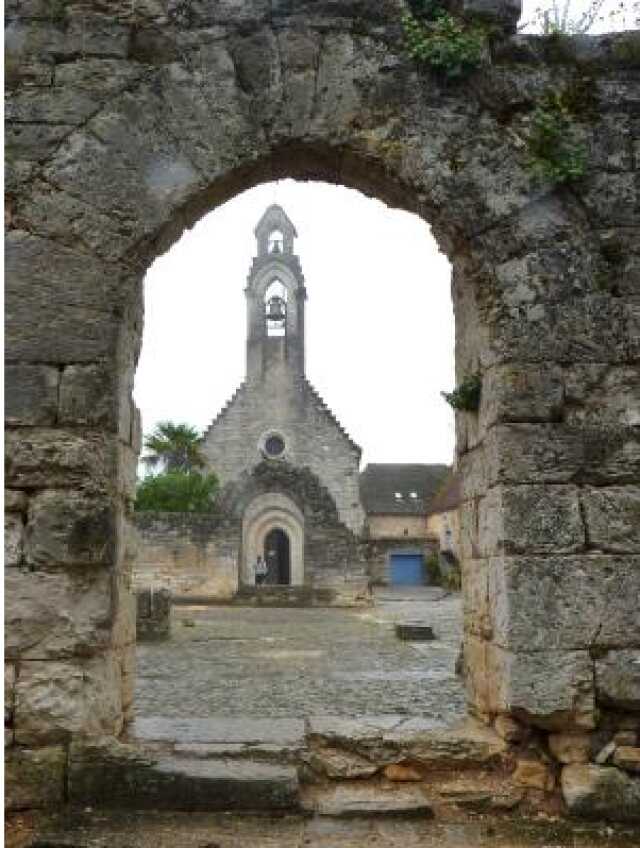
[69,738,299,812]
[303,784,433,818]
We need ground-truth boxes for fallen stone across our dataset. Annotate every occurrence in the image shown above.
[5,746,66,810]
[384,763,423,782]
[512,757,555,792]
[307,784,433,817]
[69,737,299,811]
[308,748,378,779]
[549,732,591,764]
[562,763,640,822]
[306,716,405,760]
[613,746,640,774]
[395,622,435,641]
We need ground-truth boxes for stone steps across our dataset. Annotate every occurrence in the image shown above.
[69,736,299,812]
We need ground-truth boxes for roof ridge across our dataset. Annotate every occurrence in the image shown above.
[301,378,362,456]
[202,381,247,438]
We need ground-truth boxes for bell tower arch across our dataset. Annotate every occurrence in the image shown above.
[245,205,307,382]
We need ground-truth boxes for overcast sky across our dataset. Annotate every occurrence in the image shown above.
[134,181,455,467]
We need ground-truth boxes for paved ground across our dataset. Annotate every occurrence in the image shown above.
[135,587,466,723]
[12,809,640,848]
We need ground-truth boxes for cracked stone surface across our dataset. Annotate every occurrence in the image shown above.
[135,588,465,722]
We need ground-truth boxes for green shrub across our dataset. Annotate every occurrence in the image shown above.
[135,471,219,513]
[402,12,486,79]
[425,552,442,584]
[441,374,481,412]
[526,92,587,185]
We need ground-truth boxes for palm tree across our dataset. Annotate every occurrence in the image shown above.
[142,422,205,474]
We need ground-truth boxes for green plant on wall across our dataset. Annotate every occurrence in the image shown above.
[526,91,587,185]
[441,374,481,412]
[402,11,486,79]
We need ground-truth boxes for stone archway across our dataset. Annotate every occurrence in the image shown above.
[242,493,305,587]
[5,0,640,811]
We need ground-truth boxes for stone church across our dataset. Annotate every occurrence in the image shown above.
[133,206,455,603]
[199,205,367,597]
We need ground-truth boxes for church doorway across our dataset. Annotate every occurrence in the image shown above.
[264,528,291,585]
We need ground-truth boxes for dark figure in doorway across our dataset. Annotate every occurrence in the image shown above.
[264,528,291,585]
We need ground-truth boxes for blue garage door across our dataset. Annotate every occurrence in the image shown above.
[389,554,425,586]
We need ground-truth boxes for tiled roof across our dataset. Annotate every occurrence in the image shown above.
[426,470,463,515]
[359,463,449,516]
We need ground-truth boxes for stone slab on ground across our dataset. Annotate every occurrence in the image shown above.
[395,622,436,641]
[69,738,299,812]
[303,783,433,817]
[383,719,508,768]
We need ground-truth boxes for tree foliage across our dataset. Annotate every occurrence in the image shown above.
[134,470,219,513]
[142,421,205,474]
[522,0,639,33]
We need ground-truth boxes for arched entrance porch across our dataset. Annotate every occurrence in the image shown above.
[241,493,304,587]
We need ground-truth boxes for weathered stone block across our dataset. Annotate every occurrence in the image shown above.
[59,363,117,427]
[5,746,67,810]
[489,645,596,731]
[5,664,16,729]
[15,654,123,745]
[25,490,118,569]
[5,567,113,660]
[480,485,584,556]
[549,732,591,764]
[5,364,59,425]
[5,428,117,491]
[490,555,640,653]
[457,0,521,31]
[512,756,554,792]
[562,763,640,822]
[461,557,490,639]
[5,230,122,362]
[596,650,640,711]
[5,513,24,567]
[481,364,563,427]
[581,487,640,553]
[486,424,640,486]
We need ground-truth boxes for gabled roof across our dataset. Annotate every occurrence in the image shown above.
[254,204,297,240]
[359,463,449,516]
[427,470,463,515]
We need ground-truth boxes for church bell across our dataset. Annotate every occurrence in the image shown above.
[266,295,286,322]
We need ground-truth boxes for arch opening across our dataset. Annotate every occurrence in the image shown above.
[264,527,291,585]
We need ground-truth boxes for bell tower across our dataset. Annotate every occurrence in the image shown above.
[245,205,306,382]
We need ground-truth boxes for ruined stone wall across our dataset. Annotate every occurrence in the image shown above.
[4,0,640,817]
[132,512,240,599]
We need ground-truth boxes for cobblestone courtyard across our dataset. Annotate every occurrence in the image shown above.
[135,588,466,722]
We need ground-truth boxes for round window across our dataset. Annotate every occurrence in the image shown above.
[264,434,285,457]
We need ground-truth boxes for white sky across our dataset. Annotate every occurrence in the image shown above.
[134,181,455,467]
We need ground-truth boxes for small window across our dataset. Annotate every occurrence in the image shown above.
[394,492,403,500]
[265,434,285,457]
[409,491,418,499]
